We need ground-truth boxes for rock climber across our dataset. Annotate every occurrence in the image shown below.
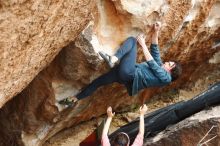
[59,21,182,107]
[101,105,148,146]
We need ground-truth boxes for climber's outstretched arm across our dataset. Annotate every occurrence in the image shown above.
[151,21,161,45]
[102,107,115,135]
[150,21,163,66]
[139,104,148,136]
[137,21,162,62]
[137,34,153,61]
[131,105,148,146]
[101,107,115,146]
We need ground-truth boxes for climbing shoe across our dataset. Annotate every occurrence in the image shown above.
[59,97,77,108]
[99,51,115,68]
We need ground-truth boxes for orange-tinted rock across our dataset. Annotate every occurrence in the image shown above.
[0,0,95,108]
[0,0,220,145]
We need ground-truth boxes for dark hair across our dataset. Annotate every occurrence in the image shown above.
[170,61,182,81]
[110,132,129,146]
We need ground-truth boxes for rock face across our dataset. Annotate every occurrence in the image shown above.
[144,106,220,146]
[0,0,220,146]
[0,0,95,108]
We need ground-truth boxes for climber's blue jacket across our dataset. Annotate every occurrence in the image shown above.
[128,44,171,96]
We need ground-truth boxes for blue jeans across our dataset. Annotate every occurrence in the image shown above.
[76,37,137,100]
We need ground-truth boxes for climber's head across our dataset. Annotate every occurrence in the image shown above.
[111,132,130,146]
[163,61,182,81]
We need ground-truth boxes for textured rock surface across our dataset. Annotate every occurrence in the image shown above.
[0,0,95,108]
[144,106,220,146]
[0,0,220,146]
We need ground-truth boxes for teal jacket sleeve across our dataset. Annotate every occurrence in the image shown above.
[150,44,162,66]
[147,60,171,83]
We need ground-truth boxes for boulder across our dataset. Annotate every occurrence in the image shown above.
[0,0,220,145]
[144,106,220,146]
